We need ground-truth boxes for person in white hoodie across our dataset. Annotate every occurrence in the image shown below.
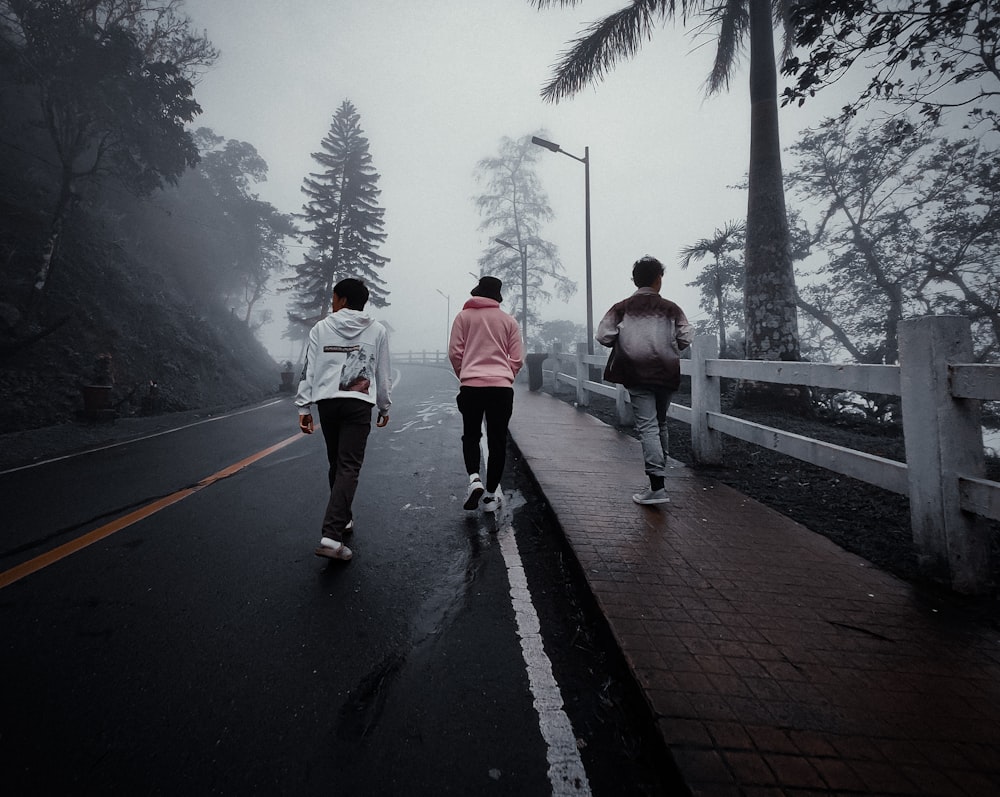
[296,278,391,561]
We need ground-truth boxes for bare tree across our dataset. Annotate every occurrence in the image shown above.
[788,116,1000,363]
[474,133,575,336]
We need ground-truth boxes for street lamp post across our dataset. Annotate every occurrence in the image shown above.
[531,135,593,355]
[435,289,450,356]
[495,237,528,347]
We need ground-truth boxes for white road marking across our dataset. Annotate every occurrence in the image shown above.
[498,525,592,796]
[0,399,287,475]
[450,391,589,792]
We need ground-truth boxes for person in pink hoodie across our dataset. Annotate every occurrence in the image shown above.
[448,276,524,513]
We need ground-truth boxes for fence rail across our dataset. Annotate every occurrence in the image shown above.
[539,315,998,594]
[395,351,451,366]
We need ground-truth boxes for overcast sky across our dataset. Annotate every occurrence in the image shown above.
[182,0,853,360]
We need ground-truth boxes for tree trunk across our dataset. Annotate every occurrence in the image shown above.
[713,269,728,357]
[30,170,75,304]
[738,0,806,411]
[744,0,799,362]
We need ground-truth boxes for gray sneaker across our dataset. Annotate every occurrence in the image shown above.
[632,487,670,505]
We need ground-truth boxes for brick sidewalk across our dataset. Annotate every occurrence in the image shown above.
[508,387,1000,797]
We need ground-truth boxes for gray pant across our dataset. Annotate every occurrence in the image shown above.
[317,398,372,541]
[627,385,673,479]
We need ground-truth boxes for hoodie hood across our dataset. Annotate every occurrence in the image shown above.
[462,297,501,311]
[324,308,374,339]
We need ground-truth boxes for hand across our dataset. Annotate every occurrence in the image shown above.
[299,414,314,434]
[376,413,389,428]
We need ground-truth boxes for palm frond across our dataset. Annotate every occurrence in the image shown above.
[773,0,797,62]
[539,1,694,102]
[699,0,748,95]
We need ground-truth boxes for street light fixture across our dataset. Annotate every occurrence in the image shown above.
[495,237,528,347]
[435,289,450,355]
[531,135,594,355]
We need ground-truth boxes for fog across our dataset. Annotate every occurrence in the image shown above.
[182,0,855,361]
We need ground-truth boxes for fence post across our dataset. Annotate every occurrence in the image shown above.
[615,384,633,425]
[690,335,723,465]
[576,342,589,407]
[550,354,562,389]
[899,315,989,594]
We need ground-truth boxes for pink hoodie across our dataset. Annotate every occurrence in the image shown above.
[448,297,524,387]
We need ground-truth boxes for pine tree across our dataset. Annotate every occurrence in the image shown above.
[287,100,389,319]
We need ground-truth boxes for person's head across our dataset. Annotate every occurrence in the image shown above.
[632,255,664,289]
[332,278,370,311]
[470,275,503,302]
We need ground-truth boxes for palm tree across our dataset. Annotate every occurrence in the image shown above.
[531,0,802,366]
[680,220,745,357]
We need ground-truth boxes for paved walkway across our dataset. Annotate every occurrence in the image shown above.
[508,387,1000,797]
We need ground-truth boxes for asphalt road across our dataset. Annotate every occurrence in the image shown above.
[0,364,679,796]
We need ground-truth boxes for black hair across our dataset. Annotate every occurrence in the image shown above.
[333,278,369,310]
[632,255,664,288]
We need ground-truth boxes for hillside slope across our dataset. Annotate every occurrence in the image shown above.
[0,198,281,434]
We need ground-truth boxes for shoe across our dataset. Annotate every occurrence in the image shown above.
[481,489,503,513]
[315,536,352,561]
[632,487,670,505]
[344,519,354,534]
[463,476,485,510]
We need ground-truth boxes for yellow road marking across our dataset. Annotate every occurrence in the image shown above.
[0,433,304,591]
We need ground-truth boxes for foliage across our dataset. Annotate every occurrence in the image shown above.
[285,99,389,321]
[679,220,745,356]
[474,133,575,334]
[530,0,796,100]
[530,0,802,366]
[531,319,586,354]
[194,129,295,329]
[0,0,203,300]
[787,116,1000,364]
[70,0,219,79]
[783,0,1000,131]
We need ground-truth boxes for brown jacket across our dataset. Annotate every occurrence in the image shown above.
[595,288,692,390]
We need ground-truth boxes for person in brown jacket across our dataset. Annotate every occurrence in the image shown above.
[596,256,693,504]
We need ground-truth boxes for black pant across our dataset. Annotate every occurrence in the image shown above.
[456,386,514,493]
[316,398,372,540]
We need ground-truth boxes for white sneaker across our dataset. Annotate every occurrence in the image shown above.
[464,476,485,510]
[481,489,503,513]
[632,487,670,505]
[315,536,353,561]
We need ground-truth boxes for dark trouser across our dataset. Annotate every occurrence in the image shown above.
[316,398,373,541]
[457,386,514,493]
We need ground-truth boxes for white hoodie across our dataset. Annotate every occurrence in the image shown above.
[295,309,391,416]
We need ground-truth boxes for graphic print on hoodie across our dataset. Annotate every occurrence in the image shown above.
[296,307,392,415]
[333,347,371,394]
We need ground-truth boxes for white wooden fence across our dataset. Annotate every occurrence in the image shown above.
[541,315,998,595]
[395,350,451,367]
